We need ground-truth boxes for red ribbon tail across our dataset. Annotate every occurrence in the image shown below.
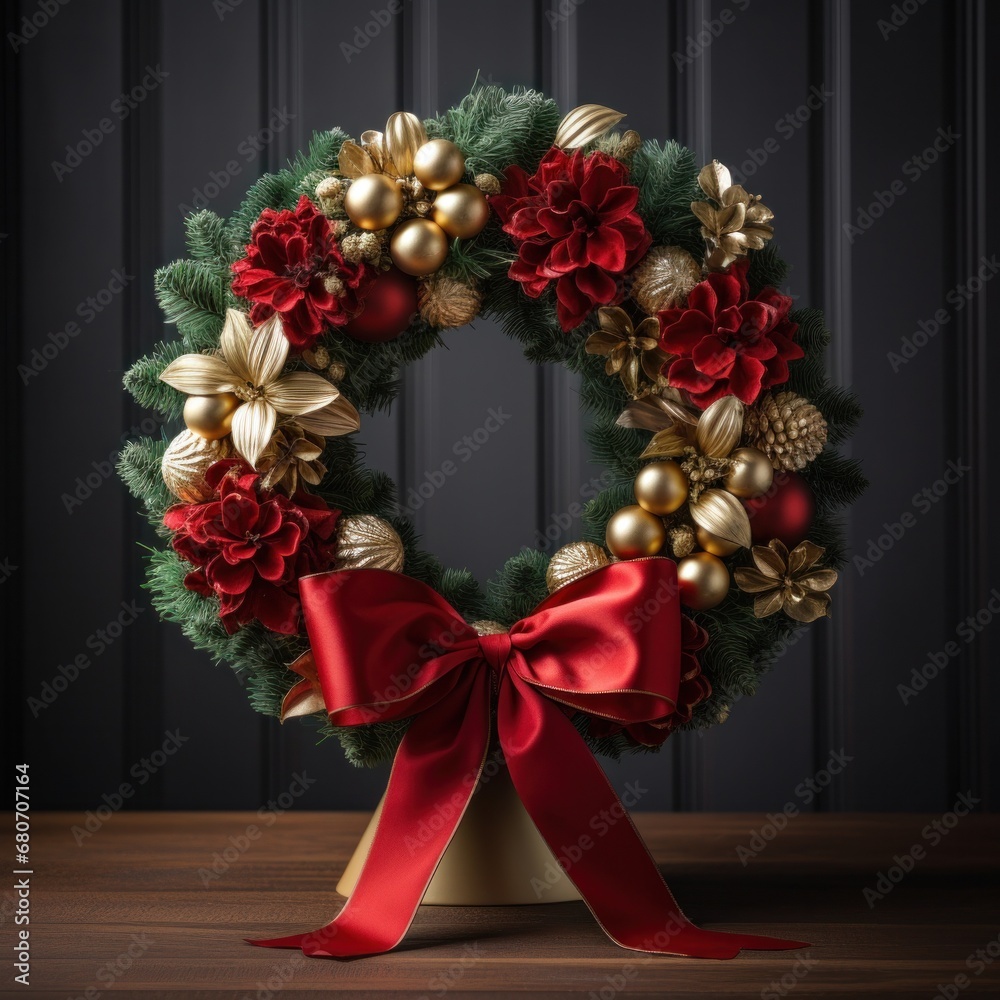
[248,672,492,958]
[499,673,809,959]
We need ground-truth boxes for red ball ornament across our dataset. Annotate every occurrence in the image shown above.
[343,267,418,342]
[743,471,816,547]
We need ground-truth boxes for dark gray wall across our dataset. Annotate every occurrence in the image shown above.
[4,0,996,815]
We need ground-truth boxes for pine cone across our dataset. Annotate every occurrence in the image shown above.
[418,274,482,329]
[745,391,828,471]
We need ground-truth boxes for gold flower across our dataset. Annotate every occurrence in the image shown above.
[691,160,774,271]
[585,307,671,398]
[734,540,838,622]
[159,309,360,468]
[257,423,327,494]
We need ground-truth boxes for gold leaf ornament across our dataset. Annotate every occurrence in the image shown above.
[688,488,752,550]
[554,104,626,150]
[335,514,405,572]
[734,539,838,622]
[692,159,774,271]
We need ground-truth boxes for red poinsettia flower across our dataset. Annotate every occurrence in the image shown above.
[658,259,803,408]
[164,460,340,635]
[587,614,712,748]
[231,195,373,352]
[491,147,651,331]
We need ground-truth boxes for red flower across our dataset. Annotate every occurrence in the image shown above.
[164,460,340,635]
[587,614,712,748]
[491,148,651,331]
[658,259,803,408]
[231,195,373,352]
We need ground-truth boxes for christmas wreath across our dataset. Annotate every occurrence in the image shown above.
[121,86,864,769]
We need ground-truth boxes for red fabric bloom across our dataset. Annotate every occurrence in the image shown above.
[491,148,651,331]
[231,195,374,352]
[587,614,712,748]
[164,460,340,635]
[658,259,803,408]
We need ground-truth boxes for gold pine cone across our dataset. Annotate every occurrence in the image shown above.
[630,246,703,315]
[745,391,828,471]
[546,541,611,593]
[473,173,501,195]
[335,514,405,572]
[668,524,696,558]
[161,430,233,503]
[418,273,483,329]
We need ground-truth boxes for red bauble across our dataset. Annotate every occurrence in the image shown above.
[743,471,816,547]
[343,267,418,342]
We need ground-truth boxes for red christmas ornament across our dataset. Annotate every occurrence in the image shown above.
[743,471,815,547]
[343,267,418,342]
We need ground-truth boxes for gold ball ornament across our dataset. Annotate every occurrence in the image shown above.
[161,429,233,502]
[390,217,450,277]
[431,183,490,239]
[695,524,740,557]
[630,245,703,314]
[605,505,667,560]
[546,541,611,593]
[723,446,774,498]
[677,552,731,610]
[343,173,404,231]
[633,460,689,516]
[183,392,240,441]
[412,138,466,191]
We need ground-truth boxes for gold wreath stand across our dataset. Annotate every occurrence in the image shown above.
[337,763,581,905]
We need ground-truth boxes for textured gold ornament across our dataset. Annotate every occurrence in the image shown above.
[469,619,506,636]
[473,172,502,195]
[335,514,405,572]
[344,173,404,231]
[258,423,327,494]
[554,104,626,149]
[418,273,482,329]
[315,175,345,215]
[695,524,740,557]
[605,505,666,559]
[734,539,838,623]
[390,217,450,276]
[412,138,466,191]
[745,391,829,471]
[596,129,642,163]
[431,183,490,239]
[689,488,751,550]
[183,392,240,441]
[617,389,699,433]
[384,111,428,176]
[630,246,703,314]
[692,160,774,271]
[338,112,427,180]
[327,360,347,382]
[668,524,696,558]
[586,306,671,399]
[340,230,384,265]
[545,541,611,593]
[640,394,742,462]
[634,460,689,516]
[161,429,233,502]
[723,446,774,499]
[677,552,730,610]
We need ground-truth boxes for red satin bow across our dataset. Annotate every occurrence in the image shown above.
[251,558,806,959]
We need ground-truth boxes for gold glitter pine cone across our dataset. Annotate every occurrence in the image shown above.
[745,391,828,471]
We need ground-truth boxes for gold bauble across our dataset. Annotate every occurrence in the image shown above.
[633,460,689,516]
[343,173,404,231]
[605,505,667,560]
[412,138,465,191]
[390,218,449,276]
[546,541,611,593]
[431,183,490,239]
[183,392,240,440]
[630,245,703,314]
[723,446,774,498]
[695,524,740,557]
[335,514,405,572]
[677,552,730,610]
[161,430,233,502]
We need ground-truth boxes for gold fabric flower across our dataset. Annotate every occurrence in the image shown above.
[337,112,428,179]
[257,423,327,494]
[159,309,360,467]
[585,307,671,398]
[691,160,774,271]
[734,540,838,622]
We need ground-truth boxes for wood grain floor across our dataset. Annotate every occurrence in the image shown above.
[6,811,999,998]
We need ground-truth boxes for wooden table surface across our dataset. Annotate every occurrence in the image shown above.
[8,811,999,998]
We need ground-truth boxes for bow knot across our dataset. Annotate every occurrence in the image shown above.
[476,631,512,675]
